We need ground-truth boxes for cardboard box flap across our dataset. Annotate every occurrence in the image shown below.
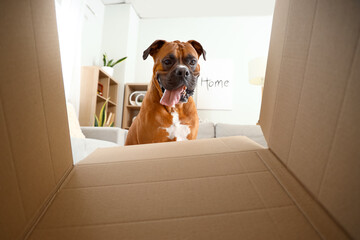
[29,140,347,239]
[32,142,296,238]
[79,136,264,165]
[259,0,289,143]
[260,0,360,238]
[257,150,349,240]
[0,0,73,239]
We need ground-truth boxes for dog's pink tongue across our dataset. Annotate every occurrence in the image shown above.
[160,86,183,107]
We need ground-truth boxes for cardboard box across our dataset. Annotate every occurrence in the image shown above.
[0,0,359,239]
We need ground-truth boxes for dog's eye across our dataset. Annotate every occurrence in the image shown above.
[190,59,197,65]
[163,59,172,65]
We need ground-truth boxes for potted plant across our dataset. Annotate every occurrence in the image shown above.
[94,98,115,127]
[101,53,127,77]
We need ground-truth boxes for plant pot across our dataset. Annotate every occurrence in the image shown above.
[101,66,114,77]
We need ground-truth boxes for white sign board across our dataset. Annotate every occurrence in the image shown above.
[196,59,233,110]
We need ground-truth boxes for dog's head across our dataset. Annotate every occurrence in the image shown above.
[143,40,206,107]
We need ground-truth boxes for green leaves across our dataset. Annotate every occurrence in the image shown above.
[102,53,127,67]
[94,115,99,127]
[98,98,108,127]
[109,56,127,67]
[94,98,115,127]
[102,53,107,66]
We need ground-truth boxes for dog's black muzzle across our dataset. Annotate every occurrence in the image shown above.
[157,65,199,103]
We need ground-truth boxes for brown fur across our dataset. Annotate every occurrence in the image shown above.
[125,40,205,145]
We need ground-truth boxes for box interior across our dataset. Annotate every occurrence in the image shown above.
[1,0,359,239]
[29,138,345,240]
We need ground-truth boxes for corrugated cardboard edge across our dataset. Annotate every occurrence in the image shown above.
[259,0,290,143]
[23,165,74,240]
[257,149,350,240]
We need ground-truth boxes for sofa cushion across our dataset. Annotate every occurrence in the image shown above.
[216,124,267,147]
[71,137,117,164]
[81,127,128,146]
[197,122,215,139]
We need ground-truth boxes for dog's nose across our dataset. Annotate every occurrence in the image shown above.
[176,66,190,78]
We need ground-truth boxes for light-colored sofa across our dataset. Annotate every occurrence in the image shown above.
[197,122,268,147]
[66,102,128,163]
[71,127,128,164]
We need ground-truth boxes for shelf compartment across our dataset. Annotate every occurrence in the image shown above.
[109,79,118,103]
[126,108,140,129]
[128,84,148,92]
[95,98,107,125]
[79,66,119,127]
[98,77,109,98]
[121,83,149,129]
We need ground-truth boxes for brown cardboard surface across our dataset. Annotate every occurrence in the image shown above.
[0,100,27,240]
[79,136,263,165]
[29,207,322,240]
[259,0,289,139]
[31,207,322,240]
[31,0,73,183]
[267,0,317,163]
[1,0,56,220]
[30,138,341,239]
[318,35,360,238]
[66,151,266,189]
[287,0,360,198]
[258,150,349,240]
[0,0,73,239]
[260,0,360,238]
[39,175,263,228]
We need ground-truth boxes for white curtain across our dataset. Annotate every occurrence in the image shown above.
[55,0,85,115]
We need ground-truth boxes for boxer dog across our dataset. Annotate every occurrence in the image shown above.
[125,40,206,145]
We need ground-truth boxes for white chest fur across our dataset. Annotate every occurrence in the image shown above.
[164,111,190,141]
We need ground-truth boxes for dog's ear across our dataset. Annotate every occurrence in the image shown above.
[187,40,206,61]
[143,40,167,60]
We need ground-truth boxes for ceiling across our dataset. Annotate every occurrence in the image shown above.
[101,0,275,18]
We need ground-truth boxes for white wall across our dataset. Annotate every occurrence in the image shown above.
[124,5,140,84]
[56,0,105,115]
[135,17,272,125]
[101,4,139,126]
[81,0,105,66]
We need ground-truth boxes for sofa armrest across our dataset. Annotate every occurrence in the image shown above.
[80,127,128,146]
